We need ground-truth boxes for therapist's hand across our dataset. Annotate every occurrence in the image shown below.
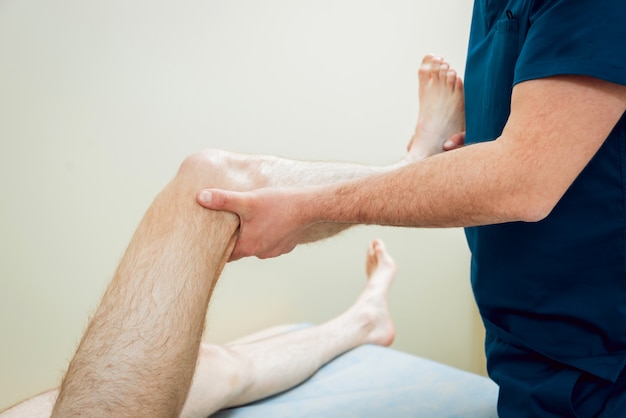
[196,186,312,261]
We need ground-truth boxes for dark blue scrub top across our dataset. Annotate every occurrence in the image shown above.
[463,0,626,382]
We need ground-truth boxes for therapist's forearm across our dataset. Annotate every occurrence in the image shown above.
[297,140,544,230]
[303,76,626,229]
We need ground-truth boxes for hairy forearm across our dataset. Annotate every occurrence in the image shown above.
[298,140,542,230]
[302,76,626,229]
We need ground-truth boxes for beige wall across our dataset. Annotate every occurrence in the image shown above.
[0,0,483,410]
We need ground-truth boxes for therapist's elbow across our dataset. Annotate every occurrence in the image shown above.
[516,203,553,223]
[508,191,559,223]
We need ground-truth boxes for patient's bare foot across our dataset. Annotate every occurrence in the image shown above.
[346,239,397,347]
[405,54,465,161]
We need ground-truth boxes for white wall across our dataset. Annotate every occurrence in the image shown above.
[0,0,481,410]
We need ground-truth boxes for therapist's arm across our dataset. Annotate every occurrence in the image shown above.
[199,75,626,259]
[200,75,626,259]
[315,75,626,225]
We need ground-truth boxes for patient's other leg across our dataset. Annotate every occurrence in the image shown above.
[181,239,397,417]
[0,390,58,418]
[50,154,244,417]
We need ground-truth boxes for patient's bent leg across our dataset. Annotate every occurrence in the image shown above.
[46,150,395,418]
[180,239,397,417]
[194,56,466,248]
[50,154,246,417]
[0,146,385,418]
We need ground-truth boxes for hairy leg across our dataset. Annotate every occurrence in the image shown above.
[181,239,396,417]
[202,56,466,194]
[49,153,253,417]
[209,54,465,190]
[0,146,395,417]
[2,239,396,418]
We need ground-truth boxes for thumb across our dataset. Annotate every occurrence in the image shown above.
[196,188,239,212]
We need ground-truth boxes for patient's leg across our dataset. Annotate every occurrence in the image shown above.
[195,55,464,192]
[180,239,397,417]
[2,239,396,418]
[195,55,465,248]
[207,56,465,191]
[49,154,247,417]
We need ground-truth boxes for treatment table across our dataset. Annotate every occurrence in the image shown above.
[214,340,498,417]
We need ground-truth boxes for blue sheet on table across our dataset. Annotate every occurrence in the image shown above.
[213,343,498,417]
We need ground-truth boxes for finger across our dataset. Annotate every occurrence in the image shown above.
[406,136,416,153]
[259,242,296,259]
[231,239,255,261]
[443,131,466,151]
[228,230,257,261]
[226,228,244,262]
[228,251,243,262]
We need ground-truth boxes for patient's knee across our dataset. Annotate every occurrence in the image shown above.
[178,148,270,192]
[178,148,225,181]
